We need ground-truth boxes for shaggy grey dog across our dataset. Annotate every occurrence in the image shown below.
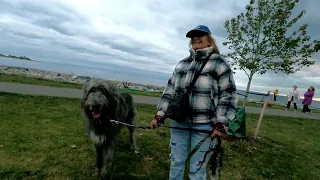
[80,79,138,177]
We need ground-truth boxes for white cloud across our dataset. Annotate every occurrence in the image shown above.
[0,0,319,98]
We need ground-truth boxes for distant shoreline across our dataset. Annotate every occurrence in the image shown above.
[0,54,38,62]
[0,65,165,91]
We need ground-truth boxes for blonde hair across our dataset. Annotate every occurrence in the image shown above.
[189,35,220,54]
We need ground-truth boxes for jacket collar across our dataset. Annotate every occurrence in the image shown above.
[189,47,214,61]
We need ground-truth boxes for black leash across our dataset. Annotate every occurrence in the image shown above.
[108,118,214,134]
[210,136,224,177]
[186,136,223,177]
[108,118,224,177]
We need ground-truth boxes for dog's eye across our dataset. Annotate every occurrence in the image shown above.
[87,88,95,94]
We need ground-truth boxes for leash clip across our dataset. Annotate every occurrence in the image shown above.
[109,119,118,124]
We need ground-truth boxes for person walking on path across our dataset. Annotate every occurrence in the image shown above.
[150,25,237,180]
[285,85,300,112]
[273,89,279,102]
[302,86,315,114]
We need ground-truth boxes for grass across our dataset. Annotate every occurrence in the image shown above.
[1,92,320,179]
[1,73,319,114]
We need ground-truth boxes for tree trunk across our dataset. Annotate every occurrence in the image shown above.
[243,72,254,106]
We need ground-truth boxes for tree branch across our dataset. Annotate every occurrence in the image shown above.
[240,67,250,78]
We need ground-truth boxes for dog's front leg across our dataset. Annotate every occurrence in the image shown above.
[100,142,116,178]
[127,126,139,153]
[95,144,103,176]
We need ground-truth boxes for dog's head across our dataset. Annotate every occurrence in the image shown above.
[81,80,117,122]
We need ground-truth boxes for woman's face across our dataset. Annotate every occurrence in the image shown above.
[191,34,211,50]
[293,86,297,90]
[308,87,313,91]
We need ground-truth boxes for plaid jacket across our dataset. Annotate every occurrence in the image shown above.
[157,47,237,124]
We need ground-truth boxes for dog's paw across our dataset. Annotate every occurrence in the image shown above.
[130,147,140,154]
[92,169,100,177]
[100,168,109,179]
[93,169,101,178]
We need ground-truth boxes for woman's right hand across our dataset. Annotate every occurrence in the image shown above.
[150,119,160,129]
[150,114,164,129]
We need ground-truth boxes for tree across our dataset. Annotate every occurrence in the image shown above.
[223,0,318,104]
[122,81,131,88]
[315,40,320,52]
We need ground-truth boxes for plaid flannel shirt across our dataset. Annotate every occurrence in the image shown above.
[157,47,237,125]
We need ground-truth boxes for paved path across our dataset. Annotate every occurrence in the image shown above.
[1,82,319,120]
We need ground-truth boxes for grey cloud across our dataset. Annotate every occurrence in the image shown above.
[91,37,164,60]
[12,31,44,40]
[294,0,320,39]
[32,19,74,36]
[252,70,319,90]
[1,1,177,66]
[0,0,319,97]
[0,0,89,36]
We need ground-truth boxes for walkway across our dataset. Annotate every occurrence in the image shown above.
[0,82,319,120]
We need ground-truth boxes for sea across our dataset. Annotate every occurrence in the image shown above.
[1,56,319,109]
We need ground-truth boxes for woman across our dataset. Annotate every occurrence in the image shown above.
[285,85,299,112]
[273,89,279,102]
[150,25,237,180]
[302,86,315,114]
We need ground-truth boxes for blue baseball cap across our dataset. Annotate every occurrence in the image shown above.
[186,25,211,38]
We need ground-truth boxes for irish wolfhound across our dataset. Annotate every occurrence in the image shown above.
[80,79,138,177]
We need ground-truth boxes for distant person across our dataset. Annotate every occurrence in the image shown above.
[273,89,279,102]
[302,86,315,114]
[150,25,237,179]
[285,85,299,112]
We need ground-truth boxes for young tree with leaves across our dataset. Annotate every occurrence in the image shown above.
[223,0,318,104]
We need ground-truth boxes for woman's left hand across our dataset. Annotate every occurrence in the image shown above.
[210,129,223,139]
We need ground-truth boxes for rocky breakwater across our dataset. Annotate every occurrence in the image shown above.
[0,65,165,91]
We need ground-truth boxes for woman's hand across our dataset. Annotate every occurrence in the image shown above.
[150,115,164,129]
[150,119,161,129]
[210,129,223,139]
[211,122,227,139]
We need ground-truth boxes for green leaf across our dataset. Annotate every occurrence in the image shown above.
[222,0,318,103]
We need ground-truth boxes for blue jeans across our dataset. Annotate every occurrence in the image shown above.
[169,119,212,180]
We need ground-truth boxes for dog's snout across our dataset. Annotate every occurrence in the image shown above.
[92,104,101,111]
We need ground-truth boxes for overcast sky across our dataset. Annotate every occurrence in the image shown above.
[0,0,319,99]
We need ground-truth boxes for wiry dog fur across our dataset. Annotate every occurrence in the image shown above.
[80,79,137,177]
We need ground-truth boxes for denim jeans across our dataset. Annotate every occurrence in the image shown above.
[169,119,212,180]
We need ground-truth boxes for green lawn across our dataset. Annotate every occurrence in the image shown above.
[0,92,319,179]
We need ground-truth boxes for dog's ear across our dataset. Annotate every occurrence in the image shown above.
[100,80,117,95]
[99,80,118,106]
[80,82,88,108]
[81,81,94,105]
[82,82,89,97]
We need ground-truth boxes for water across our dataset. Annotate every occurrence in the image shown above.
[1,57,319,108]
